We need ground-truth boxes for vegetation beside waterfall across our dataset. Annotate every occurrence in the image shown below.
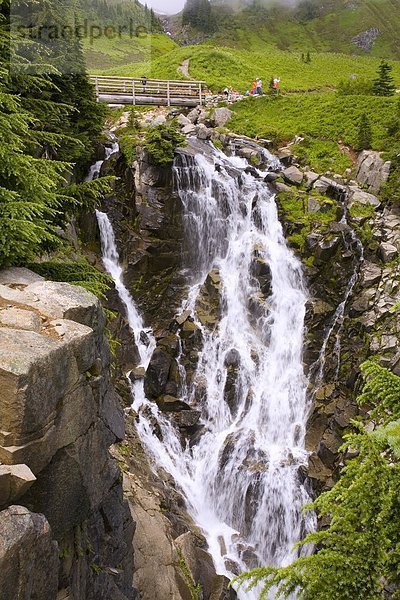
[0,2,108,268]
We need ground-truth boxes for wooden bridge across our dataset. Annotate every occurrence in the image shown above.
[91,76,208,107]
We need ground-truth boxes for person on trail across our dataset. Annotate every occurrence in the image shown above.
[141,75,147,93]
[251,80,257,95]
[273,77,280,93]
[256,77,263,95]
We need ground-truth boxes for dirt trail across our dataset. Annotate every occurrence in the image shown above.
[177,59,193,79]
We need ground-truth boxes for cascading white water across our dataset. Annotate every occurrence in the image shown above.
[85,140,119,181]
[95,210,155,368]
[94,142,316,599]
[311,211,364,383]
[91,140,156,405]
[171,149,315,579]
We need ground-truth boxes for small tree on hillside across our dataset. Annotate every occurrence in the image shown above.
[305,51,311,63]
[357,112,372,151]
[372,60,396,96]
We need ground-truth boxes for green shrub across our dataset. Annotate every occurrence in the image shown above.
[28,259,112,298]
[144,123,185,166]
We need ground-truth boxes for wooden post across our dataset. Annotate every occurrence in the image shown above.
[199,83,202,106]
[95,77,99,102]
[167,80,171,107]
[123,80,126,93]
[132,80,136,105]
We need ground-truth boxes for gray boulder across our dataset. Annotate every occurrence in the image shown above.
[304,171,319,188]
[177,113,191,127]
[197,124,213,140]
[356,150,391,193]
[283,166,304,185]
[0,506,59,600]
[360,262,382,286]
[349,188,380,208]
[308,197,321,213]
[275,182,294,194]
[379,242,397,262]
[0,465,36,508]
[211,107,233,128]
[182,123,197,136]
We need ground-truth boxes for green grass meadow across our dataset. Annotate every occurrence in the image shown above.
[86,38,400,94]
[85,29,400,175]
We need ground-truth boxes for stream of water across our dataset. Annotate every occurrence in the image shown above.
[95,143,316,598]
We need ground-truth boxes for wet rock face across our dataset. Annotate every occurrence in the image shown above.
[0,269,135,600]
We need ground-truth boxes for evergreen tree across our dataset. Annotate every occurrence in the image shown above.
[372,60,396,96]
[0,1,109,267]
[305,51,311,63]
[357,112,372,151]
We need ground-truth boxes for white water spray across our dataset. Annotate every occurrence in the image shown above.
[95,143,316,598]
[85,140,119,181]
[311,209,364,383]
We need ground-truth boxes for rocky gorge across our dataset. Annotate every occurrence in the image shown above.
[1,102,399,599]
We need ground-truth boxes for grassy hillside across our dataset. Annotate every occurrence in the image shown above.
[230,92,398,150]
[83,34,177,72]
[195,0,400,60]
[91,43,400,95]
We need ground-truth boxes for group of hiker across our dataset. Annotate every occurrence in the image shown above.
[245,77,280,96]
[222,76,281,103]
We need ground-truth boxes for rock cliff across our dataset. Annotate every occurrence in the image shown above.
[101,111,399,508]
[0,268,135,600]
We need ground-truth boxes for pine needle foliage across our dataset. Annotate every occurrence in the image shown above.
[372,61,396,97]
[0,1,108,268]
[28,258,112,299]
[233,359,400,600]
[144,123,185,167]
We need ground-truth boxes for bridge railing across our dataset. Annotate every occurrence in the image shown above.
[90,76,208,106]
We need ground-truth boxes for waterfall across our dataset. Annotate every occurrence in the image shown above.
[95,143,316,599]
[311,207,364,383]
[95,210,156,368]
[85,140,119,181]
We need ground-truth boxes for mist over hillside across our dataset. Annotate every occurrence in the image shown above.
[175,0,400,60]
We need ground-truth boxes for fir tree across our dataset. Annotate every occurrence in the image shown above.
[305,51,311,63]
[0,1,109,267]
[357,112,372,151]
[372,60,396,96]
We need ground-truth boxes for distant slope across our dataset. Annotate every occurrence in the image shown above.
[96,43,400,93]
[80,0,177,72]
[172,0,400,60]
[84,34,177,73]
